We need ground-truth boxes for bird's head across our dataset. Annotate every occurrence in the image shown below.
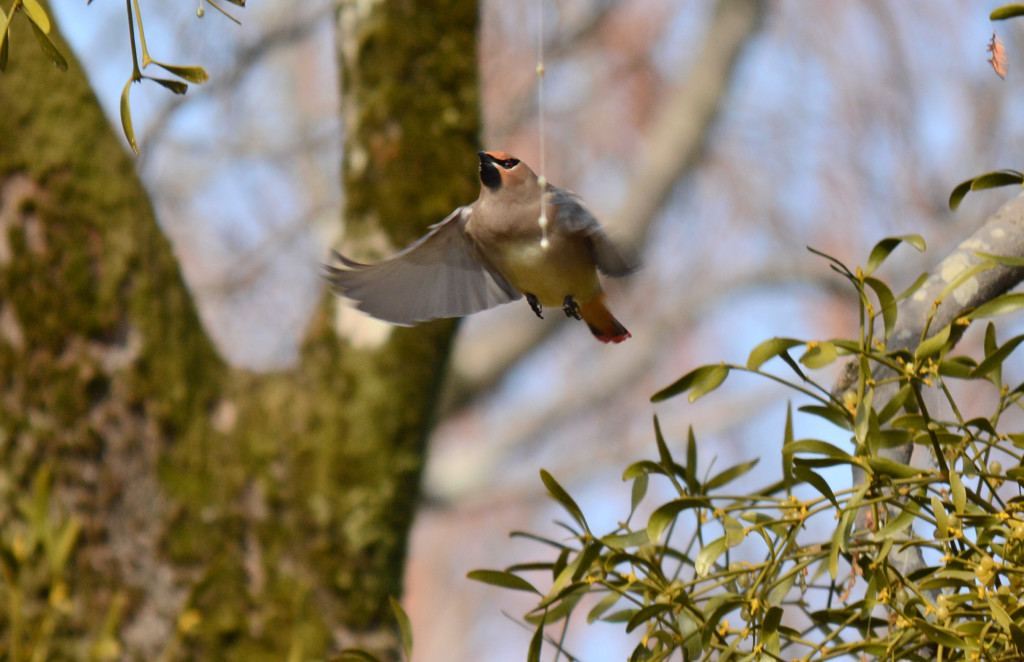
[478,150,536,192]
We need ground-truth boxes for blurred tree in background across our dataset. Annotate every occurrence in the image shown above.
[1,0,477,660]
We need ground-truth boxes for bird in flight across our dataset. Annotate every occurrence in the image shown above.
[325,151,638,343]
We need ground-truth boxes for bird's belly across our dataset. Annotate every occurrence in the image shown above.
[487,237,600,308]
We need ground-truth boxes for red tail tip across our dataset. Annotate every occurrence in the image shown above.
[595,331,631,344]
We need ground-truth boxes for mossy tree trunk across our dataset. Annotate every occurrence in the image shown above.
[0,0,479,660]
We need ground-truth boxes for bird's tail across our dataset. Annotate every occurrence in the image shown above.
[579,294,630,343]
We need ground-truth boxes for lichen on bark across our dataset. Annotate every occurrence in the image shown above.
[1,0,481,659]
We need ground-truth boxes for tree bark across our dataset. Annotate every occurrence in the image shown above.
[0,0,479,659]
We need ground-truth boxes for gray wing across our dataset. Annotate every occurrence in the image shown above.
[324,206,522,325]
[549,187,640,277]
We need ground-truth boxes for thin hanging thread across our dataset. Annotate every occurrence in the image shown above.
[536,1,549,249]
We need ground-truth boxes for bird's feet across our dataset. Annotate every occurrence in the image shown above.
[562,295,582,320]
[526,293,544,319]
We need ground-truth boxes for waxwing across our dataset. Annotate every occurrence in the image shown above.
[325,151,637,343]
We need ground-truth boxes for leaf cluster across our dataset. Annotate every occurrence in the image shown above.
[469,236,1024,661]
[0,467,123,661]
[0,0,244,154]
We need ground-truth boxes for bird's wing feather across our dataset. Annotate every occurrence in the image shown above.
[549,188,640,277]
[324,206,521,325]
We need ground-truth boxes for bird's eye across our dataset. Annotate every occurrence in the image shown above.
[499,158,519,169]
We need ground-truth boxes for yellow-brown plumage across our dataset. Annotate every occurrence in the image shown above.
[326,151,637,343]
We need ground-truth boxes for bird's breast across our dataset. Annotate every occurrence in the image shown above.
[475,231,601,308]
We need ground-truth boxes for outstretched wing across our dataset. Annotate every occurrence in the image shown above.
[324,206,522,325]
[549,187,640,277]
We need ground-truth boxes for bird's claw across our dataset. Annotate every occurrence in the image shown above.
[562,295,582,320]
[527,293,544,319]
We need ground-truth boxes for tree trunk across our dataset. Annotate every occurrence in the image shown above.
[0,0,479,659]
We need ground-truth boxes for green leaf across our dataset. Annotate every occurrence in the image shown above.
[685,426,698,492]
[948,170,1024,211]
[466,570,540,594]
[705,459,759,491]
[971,333,1024,380]
[940,261,997,303]
[28,19,66,70]
[800,341,837,368]
[938,356,976,378]
[145,76,188,95]
[526,587,585,625]
[969,292,1024,320]
[587,591,622,624]
[792,463,837,508]
[600,529,650,549]
[626,604,675,634]
[865,276,897,339]
[797,404,852,430]
[853,386,873,446]
[865,235,926,276]
[783,439,854,461]
[866,456,920,479]
[949,470,966,514]
[677,609,702,660]
[601,608,638,624]
[388,597,413,660]
[629,472,648,516]
[120,79,139,154]
[701,593,743,648]
[688,364,728,402]
[723,515,745,546]
[992,4,1024,20]
[150,60,210,83]
[569,541,603,583]
[951,169,1024,210]
[0,6,9,72]
[747,337,804,371]
[22,0,50,33]
[763,606,783,654]
[829,508,854,579]
[767,572,797,608]
[874,504,918,539]
[891,413,927,430]
[895,271,929,302]
[949,178,973,211]
[875,428,913,449]
[651,363,728,402]
[931,496,947,538]
[876,384,911,424]
[915,323,952,360]
[913,617,970,649]
[782,402,794,485]
[527,620,543,662]
[972,169,1024,190]
[975,251,1024,268]
[648,497,710,543]
[622,460,667,481]
[540,469,589,534]
[653,415,674,468]
[694,536,728,577]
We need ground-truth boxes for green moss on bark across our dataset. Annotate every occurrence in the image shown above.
[0,0,481,658]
